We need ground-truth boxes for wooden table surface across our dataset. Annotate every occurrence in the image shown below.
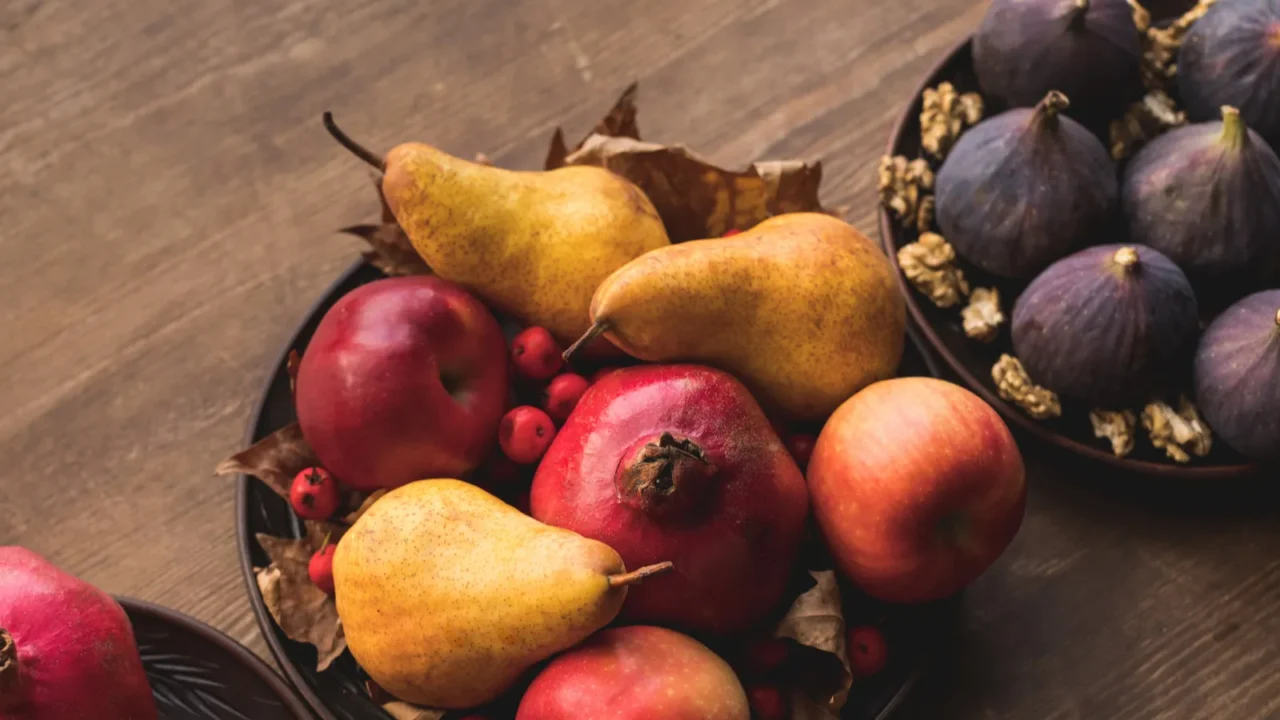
[3,0,1278,718]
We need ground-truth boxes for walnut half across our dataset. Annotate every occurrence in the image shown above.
[878,155,934,232]
[962,287,1003,342]
[1141,397,1212,463]
[920,82,984,160]
[897,232,970,308]
[992,355,1062,420]
[1090,409,1137,457]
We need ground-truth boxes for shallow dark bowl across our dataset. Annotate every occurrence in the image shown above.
[236,258,955,720]
[878,39,1264,482]
[117,596,311,719]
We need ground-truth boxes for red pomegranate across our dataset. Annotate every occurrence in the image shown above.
[530,364,808,634]
[0,547,157,720]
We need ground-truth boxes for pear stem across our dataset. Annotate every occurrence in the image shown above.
[607,561,674,588]
[1220,107,1246,150]
[563,320,611,364]
[0,628,20,708]
[323,112,387,173]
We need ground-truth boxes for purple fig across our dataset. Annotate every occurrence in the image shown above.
[1178,0,1280,150]
[935,91,1119,279]
[1121,107,1280,291]
[973,0,1141,120]
[1194,289,1280,463]
[1011,244,1200,407]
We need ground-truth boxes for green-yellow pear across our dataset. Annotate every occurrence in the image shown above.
[324,114,670,349]
[333,479,670,709]
[567,213,906,421]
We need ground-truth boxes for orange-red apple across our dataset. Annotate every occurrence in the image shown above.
[808,377,1025,603]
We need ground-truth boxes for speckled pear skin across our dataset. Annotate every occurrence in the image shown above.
[333,479,630,709]
[587,212,906,421]
[382,144,670,349]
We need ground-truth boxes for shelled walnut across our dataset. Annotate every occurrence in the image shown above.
[1130,0,1218,91]
[878,155,934,231]
[920,82,984,160]
[992,355,1062,420]
[1090,409,1137,457]
[961,288,1003,342]
[1141,397,1212,463]
[897,233,969,308]
[1109,89,1187,160]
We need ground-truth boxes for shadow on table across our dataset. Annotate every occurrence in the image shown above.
[888,429,1280,720]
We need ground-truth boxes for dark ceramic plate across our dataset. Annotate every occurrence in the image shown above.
[236,259,955,719]
[117,596,311,719]
[878,39,1262,481]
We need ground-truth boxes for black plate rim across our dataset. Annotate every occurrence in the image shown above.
[115,595,313,719]
[876,37,1262,482]
[235,257,947,720]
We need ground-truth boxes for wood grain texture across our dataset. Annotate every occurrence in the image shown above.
[1,1,1277,718]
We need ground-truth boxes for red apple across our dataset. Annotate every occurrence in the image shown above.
[515,626,749,720]
[296,276,509,491]
[808,377,1025,603]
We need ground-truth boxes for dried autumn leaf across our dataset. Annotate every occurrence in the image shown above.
[563,134,825,242]
[340,224,431,277]
[254,533,346,671]
[546,81,642,169]
[382,701,446,720]
[214,422,319,500]
[774,571,851,718]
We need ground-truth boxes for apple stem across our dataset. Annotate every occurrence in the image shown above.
[323,112,387,173]
[563,320,611,364]
[607,561,674,588]
[0,628,20,708]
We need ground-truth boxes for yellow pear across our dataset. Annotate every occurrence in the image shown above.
[333,479,669,709]
[324,114,670,349]
[567,213,906,421]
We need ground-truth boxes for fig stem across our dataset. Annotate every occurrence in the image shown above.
[607,561,674,588]
[1034,91,1071,125]
[323,112,387,173]
[563,320,611,364]
[1220,107,1246,150]
[0,628,19,707]
[1113,246,1140,269]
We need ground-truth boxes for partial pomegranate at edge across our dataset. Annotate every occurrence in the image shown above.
[0,547,158,720]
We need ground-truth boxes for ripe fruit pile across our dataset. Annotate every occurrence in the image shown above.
[237,91,1029,720]
[891,0,1280,466]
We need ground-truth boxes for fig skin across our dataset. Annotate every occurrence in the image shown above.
[1121,107,1280,292]
[1178,0,1280,150]
[1194,289,1280,463]
[935,91,1119,280]
[1011,244,1200,407]
[973,0,1142,121]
